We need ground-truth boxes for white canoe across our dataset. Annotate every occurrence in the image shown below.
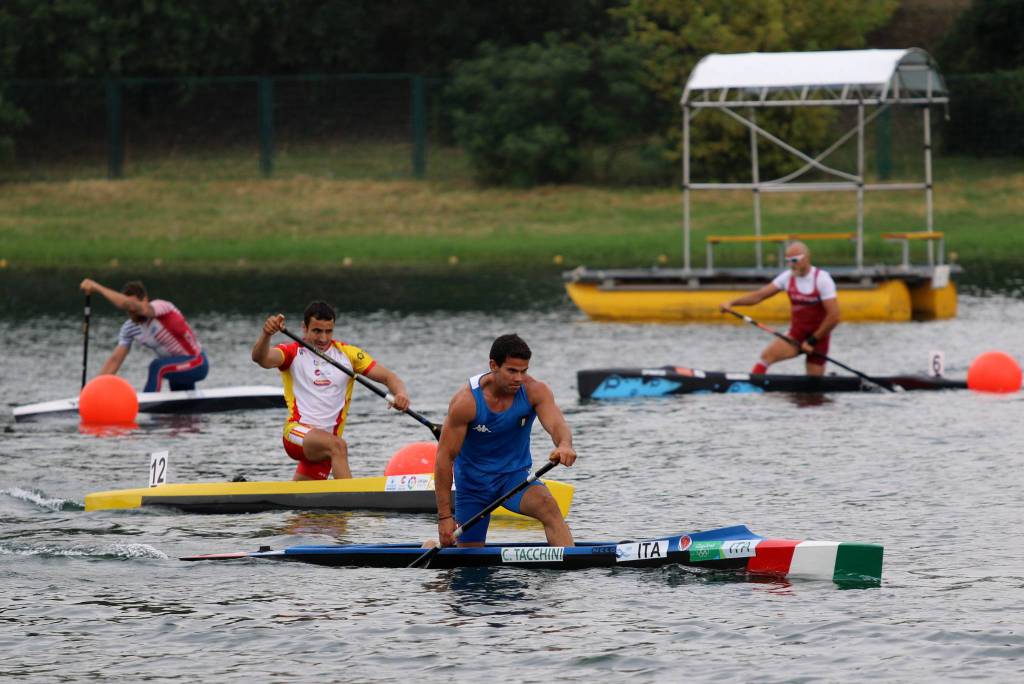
[12,385,285,421]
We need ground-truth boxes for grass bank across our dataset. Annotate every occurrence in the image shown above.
[0,156,1021,274]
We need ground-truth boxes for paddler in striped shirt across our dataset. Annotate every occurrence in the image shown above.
[252,301,411,481]
[433,334,576,548]
[79,278,209,392]
[720,241,841,376]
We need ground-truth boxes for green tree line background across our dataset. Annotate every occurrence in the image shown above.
[0,0,1020,185]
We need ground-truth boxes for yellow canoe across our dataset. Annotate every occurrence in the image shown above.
[85,474,574,520]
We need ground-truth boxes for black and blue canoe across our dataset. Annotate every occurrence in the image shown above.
[181,524,883,586]
[577,366,966,399]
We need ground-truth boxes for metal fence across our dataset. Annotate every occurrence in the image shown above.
[0,74,456,182]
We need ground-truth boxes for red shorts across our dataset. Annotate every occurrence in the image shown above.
[283,422,332,480]
[787,326,830,366]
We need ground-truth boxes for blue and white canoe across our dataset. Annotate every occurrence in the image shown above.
[12,385,285,421]
[181,524,883,586]
[578,366,966,399]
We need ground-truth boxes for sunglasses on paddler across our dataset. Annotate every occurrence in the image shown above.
[785,255,804,264]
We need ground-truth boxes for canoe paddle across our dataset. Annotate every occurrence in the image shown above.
[280,327,442,439]
[721,307,899,393]
[81,294,91,390]
[407,459,560,569]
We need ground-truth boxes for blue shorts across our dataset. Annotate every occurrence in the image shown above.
[454,465,543,544]
[145,352,209,392]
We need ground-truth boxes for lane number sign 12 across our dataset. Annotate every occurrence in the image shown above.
[149,450,169,488]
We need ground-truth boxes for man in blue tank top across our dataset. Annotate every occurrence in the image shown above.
[434,334,577,547]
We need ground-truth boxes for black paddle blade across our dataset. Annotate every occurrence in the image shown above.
[407,545,441,569]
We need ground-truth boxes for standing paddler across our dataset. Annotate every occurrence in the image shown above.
[433,334,576,548]
[720,241,841,376]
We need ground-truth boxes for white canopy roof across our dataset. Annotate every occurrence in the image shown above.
[682,48,947,106]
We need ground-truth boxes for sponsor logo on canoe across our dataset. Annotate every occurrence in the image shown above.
[673,367,694,376]
[687,539,760,561]
[590,546,615,555]
[384,474,434,492]
[615,539,668,562]
[641,369,667,376]
[725,373,750,381]
[693,369,706,378]
[679,535,692,551]
[501,547,564,563]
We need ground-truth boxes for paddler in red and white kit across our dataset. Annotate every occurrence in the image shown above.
[720,241,841,376]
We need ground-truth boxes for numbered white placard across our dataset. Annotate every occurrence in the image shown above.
[149,450,169,487]
[931,265,950,290]
[929,350,944,378]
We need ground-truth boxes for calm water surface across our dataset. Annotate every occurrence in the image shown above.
[1,289,1022,682]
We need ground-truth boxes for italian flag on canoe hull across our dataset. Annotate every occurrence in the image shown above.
[681,535,883,584]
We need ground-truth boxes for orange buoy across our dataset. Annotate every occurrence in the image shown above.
[79,375,139,424]
[384,442,437,476]
[967,351,1023,394]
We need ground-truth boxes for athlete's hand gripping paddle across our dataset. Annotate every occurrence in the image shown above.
[407,460,561,569]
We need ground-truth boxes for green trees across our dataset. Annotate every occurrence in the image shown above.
[615,0,898,180]
[5,0,956,183]
[937,0,1024,73]
[938,0,1024,155]
[445,36,654,186]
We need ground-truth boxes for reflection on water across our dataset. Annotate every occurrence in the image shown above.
[778,393,834,409]
[957,263,1024,299]
[0,267,568,318]
[78,423,139,437]
[147,414,206,435]
[423,567,534,609]
[74,592,196,617]
[274,511,354,538]
[3,261,1021,319]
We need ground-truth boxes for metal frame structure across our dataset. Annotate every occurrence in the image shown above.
[680,49,948,272]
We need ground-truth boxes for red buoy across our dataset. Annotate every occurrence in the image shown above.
[384,442,437,476]
[79,375,139,424]
[967,351,1022,394]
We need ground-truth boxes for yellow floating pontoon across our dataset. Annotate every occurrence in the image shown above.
[564,49,960,323]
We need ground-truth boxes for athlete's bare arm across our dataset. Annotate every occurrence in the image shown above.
[251,314,286,369]
[79,279,155,319]
[435,388,475,546]
[99,345,130,376]
[527,379,576,467]
[722,283,781,310]
[364,364,410,411]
